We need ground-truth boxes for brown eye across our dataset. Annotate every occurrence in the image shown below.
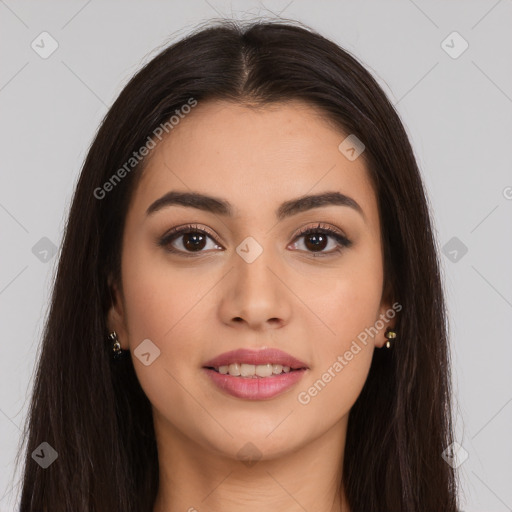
[180,232,208,252]
[158,225,223,256]
[303,232,329,252]
[290,224,352,256]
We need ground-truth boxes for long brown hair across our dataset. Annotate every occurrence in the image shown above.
[14,18,459,511]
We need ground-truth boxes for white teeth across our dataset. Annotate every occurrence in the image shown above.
[228,363,240,376]
[255,364,273,377]
[215,363,293,377]
[272,364,283,374]
[240,364,255,377]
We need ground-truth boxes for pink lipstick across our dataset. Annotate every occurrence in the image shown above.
[202,348,309,400]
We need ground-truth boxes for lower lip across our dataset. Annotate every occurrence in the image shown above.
[202,368,307,400]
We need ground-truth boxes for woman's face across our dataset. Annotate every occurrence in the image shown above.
[108,99,394,461]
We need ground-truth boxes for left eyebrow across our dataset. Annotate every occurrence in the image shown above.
[146,190,366,222]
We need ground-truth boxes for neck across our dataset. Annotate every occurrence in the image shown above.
[152,411,351,512]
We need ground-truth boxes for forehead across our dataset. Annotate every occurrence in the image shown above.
[130,99,378,226]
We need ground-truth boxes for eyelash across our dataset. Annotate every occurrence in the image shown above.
[157,222,352,258]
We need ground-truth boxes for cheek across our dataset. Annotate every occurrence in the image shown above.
[120,243,219,387]
[307,254,384,350]
[296,274,380,418]
[119,248,207,409]
[298,245,383,408]
[120,241,202,341]
[295,342,373,428]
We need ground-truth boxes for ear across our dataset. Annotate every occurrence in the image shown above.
[106,274,129,350]
[374,281,398,349]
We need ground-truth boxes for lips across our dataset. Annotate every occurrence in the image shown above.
[202,348,309,370]
[203,367,307,400]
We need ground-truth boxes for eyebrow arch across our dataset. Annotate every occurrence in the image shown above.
[146,190,366,222]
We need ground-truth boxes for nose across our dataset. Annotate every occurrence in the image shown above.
[218,249,292,332]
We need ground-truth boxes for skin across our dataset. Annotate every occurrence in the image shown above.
[107,99,396,512]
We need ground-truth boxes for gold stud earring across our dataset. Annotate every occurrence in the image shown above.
[384,329,397,349]
[108,330,125,360]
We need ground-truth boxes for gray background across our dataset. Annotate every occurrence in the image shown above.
[1,1,511,510]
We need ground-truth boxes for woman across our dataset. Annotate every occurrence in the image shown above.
[15,18,459,511]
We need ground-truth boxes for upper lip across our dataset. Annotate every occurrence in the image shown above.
[203,348,309,370]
